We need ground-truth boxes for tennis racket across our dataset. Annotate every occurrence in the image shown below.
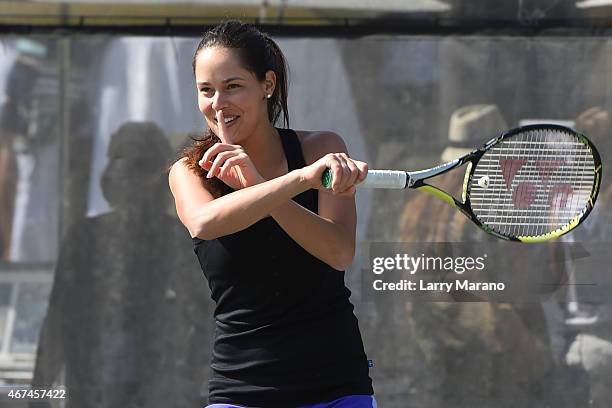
[322,124,602,242]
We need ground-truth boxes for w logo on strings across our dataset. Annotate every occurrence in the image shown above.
[499,159,573,209]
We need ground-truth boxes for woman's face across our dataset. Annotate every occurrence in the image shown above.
[194,46,274,144]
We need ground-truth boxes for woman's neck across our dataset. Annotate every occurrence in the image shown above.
[239,120,286,177]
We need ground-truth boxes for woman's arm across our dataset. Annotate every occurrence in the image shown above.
[169,129,366,268]
[169,157,310,240]
[270,198,355,271]
[270,132,364,271]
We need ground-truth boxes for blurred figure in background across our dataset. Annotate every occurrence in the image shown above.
[0,39,54,262]
[30,122,212,408]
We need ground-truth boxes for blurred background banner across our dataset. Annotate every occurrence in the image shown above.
[1,1,612,407]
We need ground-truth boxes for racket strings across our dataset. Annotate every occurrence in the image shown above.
[469,128,595,238]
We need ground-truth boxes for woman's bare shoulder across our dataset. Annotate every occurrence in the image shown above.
[170,156,191,169]
[170,156,205,179]
[295,130,348,165]
[169,157,208,193]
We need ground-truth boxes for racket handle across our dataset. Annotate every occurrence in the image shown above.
[321,169,407,189]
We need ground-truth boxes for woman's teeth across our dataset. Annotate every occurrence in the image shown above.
[216,116,238,124]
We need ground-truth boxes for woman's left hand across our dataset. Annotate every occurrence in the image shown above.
[300,152,368,196]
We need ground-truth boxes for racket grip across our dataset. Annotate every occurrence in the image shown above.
[321,169,407,189]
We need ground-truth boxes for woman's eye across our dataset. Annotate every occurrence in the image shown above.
[228,84,240,89]
[200,88,213,94]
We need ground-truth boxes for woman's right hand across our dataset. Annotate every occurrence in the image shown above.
[300,152,368,196]
[199,111,265,190]
[199,142,265,190]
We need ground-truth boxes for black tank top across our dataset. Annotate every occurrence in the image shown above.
[192,128,373,407]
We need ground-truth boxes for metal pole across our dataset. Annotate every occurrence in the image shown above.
[57,36,70,250]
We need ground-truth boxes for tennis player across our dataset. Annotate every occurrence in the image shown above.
[168,21,376,408]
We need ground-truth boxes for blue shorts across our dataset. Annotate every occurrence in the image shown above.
[205,394,377,408]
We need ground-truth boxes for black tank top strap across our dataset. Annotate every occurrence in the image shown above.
[277,128,318,214]
[277,127,306,171]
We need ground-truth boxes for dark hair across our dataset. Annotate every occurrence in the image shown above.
[174,20,290,197]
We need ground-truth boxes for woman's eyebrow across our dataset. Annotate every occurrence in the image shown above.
[197,77,246,86]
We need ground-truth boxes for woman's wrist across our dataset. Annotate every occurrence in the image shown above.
[293,167,315,190]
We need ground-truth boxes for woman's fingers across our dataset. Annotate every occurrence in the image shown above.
[327,155,342,192]
[201,142,234,164]
[200,146,218,166]
[340,154,360,189]
[216,110,228,141]
[199,110,236,167]
[198,141,264,188]
[218,153,248,179]
[336,155,352,192]
[200,143,241,172]
[355,160,369,183]
[207,150,241,178]
[326,153,367,194]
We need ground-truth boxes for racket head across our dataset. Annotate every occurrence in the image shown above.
[464,124,601,242]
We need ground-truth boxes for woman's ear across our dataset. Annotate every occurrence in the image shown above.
[263,70,277,96]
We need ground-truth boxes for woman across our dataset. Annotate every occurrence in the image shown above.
[169,21,375,408]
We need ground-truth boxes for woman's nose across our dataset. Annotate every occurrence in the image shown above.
[211,91,226,112]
